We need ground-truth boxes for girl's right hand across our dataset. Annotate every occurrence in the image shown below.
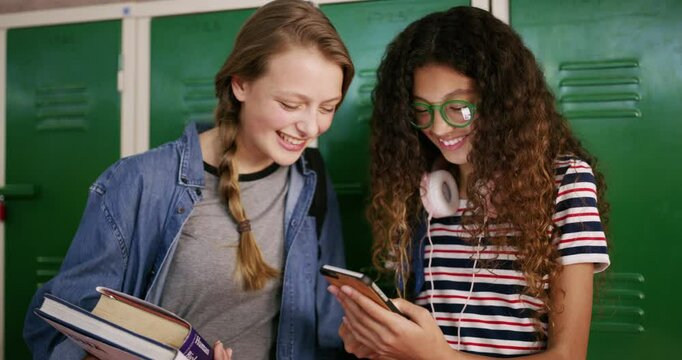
[213,340,233,360]
[331,285,454,360]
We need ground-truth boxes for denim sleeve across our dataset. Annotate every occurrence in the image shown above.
[315,171,347,351]
[23,183,127,359]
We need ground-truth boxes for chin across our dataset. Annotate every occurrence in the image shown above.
[443,152,469,165]
[271,152,303,167]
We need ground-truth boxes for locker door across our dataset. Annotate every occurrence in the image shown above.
[511,0,682,358]
[150,9,255,147]
[4,21,121,359]
[320,0,470,273]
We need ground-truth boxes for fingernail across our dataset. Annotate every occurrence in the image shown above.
[327,285,338,295]
[215,340,222,346]
[341,285,353,295]
[227,348,233,356]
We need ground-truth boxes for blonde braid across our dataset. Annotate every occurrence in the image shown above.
[217,121,279,291]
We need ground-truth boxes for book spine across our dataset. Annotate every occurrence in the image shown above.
[179,328,212,360]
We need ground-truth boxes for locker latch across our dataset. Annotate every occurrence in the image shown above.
[0,195,5,221]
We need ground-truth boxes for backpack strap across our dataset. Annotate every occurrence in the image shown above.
[303,147,327,237]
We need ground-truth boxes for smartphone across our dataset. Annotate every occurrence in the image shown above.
[320,264,404,316]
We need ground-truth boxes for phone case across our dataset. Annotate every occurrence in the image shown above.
[320,264,404,316]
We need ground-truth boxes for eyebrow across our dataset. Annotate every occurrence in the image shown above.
[275,91,342,104]
[414,88,474,102]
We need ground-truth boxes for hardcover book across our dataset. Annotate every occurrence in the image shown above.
[34,286,212,360]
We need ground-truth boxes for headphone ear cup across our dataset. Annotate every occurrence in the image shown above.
[420,170,459,218]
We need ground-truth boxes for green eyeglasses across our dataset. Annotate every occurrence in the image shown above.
[410,100,477,129]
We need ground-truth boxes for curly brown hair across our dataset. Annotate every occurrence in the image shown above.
[369,6,608,334]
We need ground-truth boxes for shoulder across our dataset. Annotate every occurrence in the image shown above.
[554,155,597,187]
[93,139,182,194]
[301,147,325,173]
[553,155,600,207]
[95,123,202,192]
[554,155,594,176]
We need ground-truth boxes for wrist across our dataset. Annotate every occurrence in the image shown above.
[435,343,458,360]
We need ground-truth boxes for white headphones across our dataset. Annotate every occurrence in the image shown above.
[419,169,459,218]
[419,169,460,318]
[420,169,484,351]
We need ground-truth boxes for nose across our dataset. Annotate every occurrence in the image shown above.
[295,109,320,138]
[429,110,451,136]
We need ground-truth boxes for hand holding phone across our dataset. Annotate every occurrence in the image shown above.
[320,264,404,316]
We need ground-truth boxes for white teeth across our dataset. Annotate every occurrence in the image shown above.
[439,136,465,147]
[279,132,304,146]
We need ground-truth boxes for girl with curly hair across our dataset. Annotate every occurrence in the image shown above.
[329,6,610,359]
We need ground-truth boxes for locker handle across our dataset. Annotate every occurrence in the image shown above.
[0,184,38,199]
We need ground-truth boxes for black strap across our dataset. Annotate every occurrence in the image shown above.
[303,148,327,236]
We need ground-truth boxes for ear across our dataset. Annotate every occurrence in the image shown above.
[231,75,249,102]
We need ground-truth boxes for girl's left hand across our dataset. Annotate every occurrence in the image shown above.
[212,340,233,360]
[329,285,454,360]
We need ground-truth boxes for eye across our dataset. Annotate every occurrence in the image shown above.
[413,104,429,113]
[278,101,300,111]
[319,106,335,114]
[445,102,466,111]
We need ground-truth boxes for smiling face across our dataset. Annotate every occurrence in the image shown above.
[413,63,478,170]
[232,46,343,170]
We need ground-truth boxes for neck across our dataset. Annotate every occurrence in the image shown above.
[458,162,474,199]
[199,127,272,174]
[233,133,274,174]
[199,127,220,167]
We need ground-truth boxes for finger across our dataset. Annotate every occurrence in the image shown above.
[340,319,379,359]
[212,341,227,360]
[340,285,405,327]
[339,318,350,338]
[335,287,389,343]
[391,298,434,327]
[337,300,377,344]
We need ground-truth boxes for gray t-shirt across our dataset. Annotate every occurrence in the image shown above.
[160,162,289,360]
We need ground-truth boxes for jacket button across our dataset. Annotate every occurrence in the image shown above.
[195,188,202,196]
[177,207,185,214]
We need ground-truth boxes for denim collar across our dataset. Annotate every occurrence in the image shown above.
[178,122,315,188]
[177,122,206,187]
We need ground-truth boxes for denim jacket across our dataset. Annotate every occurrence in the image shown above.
[23,123,347,359]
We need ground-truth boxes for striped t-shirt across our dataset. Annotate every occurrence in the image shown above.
[415,156,610,357]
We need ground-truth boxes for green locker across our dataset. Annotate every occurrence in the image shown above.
[4,21,121,359]
[511,0,682,358]
[150,9,255,147]
[319,0,470,273]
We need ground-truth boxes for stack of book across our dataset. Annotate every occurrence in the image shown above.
[35,286,212,360]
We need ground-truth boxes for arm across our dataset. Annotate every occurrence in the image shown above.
[23,183,128,359]
[331,262,595,360]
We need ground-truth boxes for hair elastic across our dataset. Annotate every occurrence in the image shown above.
[237,220,251,233]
